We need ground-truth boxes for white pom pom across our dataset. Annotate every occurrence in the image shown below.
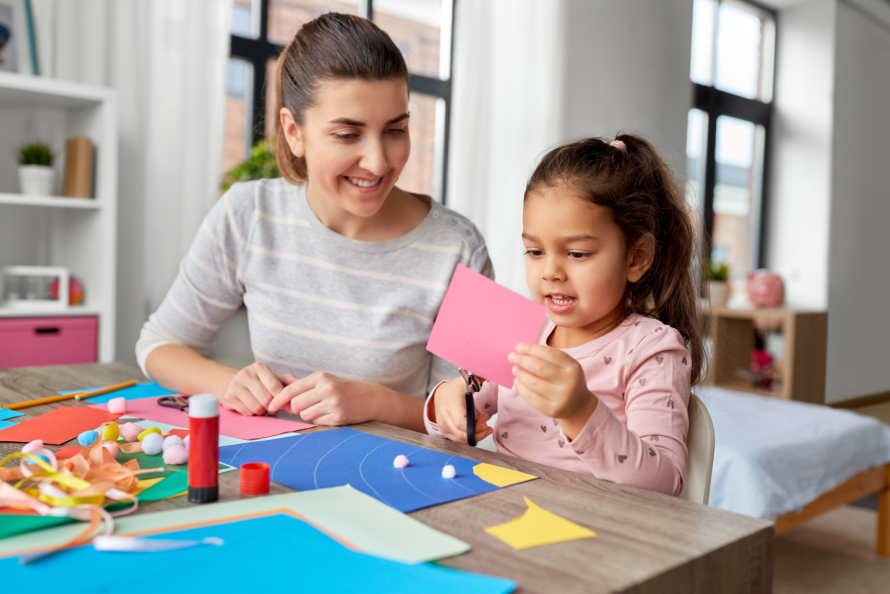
[441,464,456,479]
[142,432,164,456]
[162,435,184,451]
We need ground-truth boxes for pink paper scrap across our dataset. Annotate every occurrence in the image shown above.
[426,264,548,388]
[91,397,315,441]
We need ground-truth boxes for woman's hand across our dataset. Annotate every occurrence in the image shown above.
[266,372,385,426]
[430,378,492,444]
[220,362,297,416]
[509,343,598,439]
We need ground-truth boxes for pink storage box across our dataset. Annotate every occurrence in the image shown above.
[0,316,98,369]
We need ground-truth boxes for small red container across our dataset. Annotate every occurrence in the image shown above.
[240,462,270,495]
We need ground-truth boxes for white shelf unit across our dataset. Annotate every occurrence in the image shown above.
[0,71,117,362]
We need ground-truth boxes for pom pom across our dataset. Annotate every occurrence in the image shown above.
[103,442,119,458]
[78,430,98,446]
[22,440,44,454]
[142,432,163,456]
[137,427,162,441]
[162,444,188,465]
[441,464,456,479]
[393,455,409,469]
[120,422,142,442]
[102,422,120,441]
[107,397,127,415]
[183,435,190,451]
[162,435,184,451]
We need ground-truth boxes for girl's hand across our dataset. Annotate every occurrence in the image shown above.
[430,378,492,444]
[509,343,598,438]
[220,362,297,416]
[266,372,384,426]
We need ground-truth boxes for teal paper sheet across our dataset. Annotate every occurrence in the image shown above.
[58,382,179,404]
[0,513,516,594]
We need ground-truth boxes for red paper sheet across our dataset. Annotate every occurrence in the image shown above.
[91,397,314,440]
[0,406,121,445]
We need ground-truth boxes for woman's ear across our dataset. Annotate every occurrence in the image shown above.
[279,108,305,158]
[627,233,655,283]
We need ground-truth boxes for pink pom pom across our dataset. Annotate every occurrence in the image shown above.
[107,397,127,415]
[393,455,409,469]
[120,422,142,442]
[163,444,188,465]
[22,440,44,454]
[102,442,119,458]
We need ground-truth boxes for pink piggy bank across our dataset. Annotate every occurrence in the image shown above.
[747,270,784,308]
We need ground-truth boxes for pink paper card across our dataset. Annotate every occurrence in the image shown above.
[90,397,315,441]
[427,265,548,388]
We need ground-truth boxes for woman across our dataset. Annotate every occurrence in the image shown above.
[137,13,492,431]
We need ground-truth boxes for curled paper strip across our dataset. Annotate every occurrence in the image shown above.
[0,422,169,561]
[93,536,224,552]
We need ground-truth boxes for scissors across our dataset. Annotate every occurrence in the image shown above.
[158,395,190,411]
[459,368,482,447]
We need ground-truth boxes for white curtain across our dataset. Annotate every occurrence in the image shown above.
[446,0,566,297]
[29,0,232,360]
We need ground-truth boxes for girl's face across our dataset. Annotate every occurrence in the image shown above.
[522,188,652,343]
[281,78,411,218]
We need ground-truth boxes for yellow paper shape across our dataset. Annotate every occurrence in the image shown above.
[484,497,595,549]
[133,477,164,495]
[472,463,538,487]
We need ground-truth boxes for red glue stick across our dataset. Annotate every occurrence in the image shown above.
[188,393,219,504]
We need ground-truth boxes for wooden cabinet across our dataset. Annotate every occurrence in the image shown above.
[704,307,828,404]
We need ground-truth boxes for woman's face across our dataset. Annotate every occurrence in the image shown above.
[281,78,411,218]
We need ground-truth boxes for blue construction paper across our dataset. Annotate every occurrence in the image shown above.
[0,408,24,421]
[219,427,528,512]
[0,420,17,430]
[58,381,179,403]
[0,513,516,594]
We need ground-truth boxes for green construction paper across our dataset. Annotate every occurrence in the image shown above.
[0,487,469,564]
[116,448,231,479]
[105,472,188,512]
[287,485,469,564]
[0,515,75,540]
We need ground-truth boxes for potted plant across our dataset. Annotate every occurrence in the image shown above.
[708,262,730,308]
[220,138,280,192]
[18,143,56,196]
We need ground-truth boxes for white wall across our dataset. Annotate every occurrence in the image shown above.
[824,0,890,402]
[448,0,693,296]
[765,0,836,309]
[560,0,693,174]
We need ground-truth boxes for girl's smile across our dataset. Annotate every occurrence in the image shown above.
[545,292,578,314]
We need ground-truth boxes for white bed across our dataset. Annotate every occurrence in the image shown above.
[702,386,890,521]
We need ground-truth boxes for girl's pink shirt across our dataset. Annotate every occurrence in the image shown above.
[424,313,691,496]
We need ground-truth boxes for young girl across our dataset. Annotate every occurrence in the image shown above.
[136,13,492,431]
[425,135,703,496]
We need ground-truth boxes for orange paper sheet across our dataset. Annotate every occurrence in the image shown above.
[0,407,120,445]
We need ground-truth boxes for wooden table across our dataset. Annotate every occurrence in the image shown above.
[0,363,774,593]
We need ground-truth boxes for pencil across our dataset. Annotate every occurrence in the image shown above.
[5,380,138,411]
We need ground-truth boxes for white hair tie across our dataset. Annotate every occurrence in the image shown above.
[610,139,627,152]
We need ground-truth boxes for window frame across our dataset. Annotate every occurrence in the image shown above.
[693,0,776,270]
[229,0,457,204]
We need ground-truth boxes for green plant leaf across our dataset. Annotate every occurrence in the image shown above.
[18,143,54,166]
[220,138,280,192]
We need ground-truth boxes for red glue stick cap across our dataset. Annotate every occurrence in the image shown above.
[240,462,270,495]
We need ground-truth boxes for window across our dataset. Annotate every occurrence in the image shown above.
[224,0,455,203]
[688,0,775,278]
